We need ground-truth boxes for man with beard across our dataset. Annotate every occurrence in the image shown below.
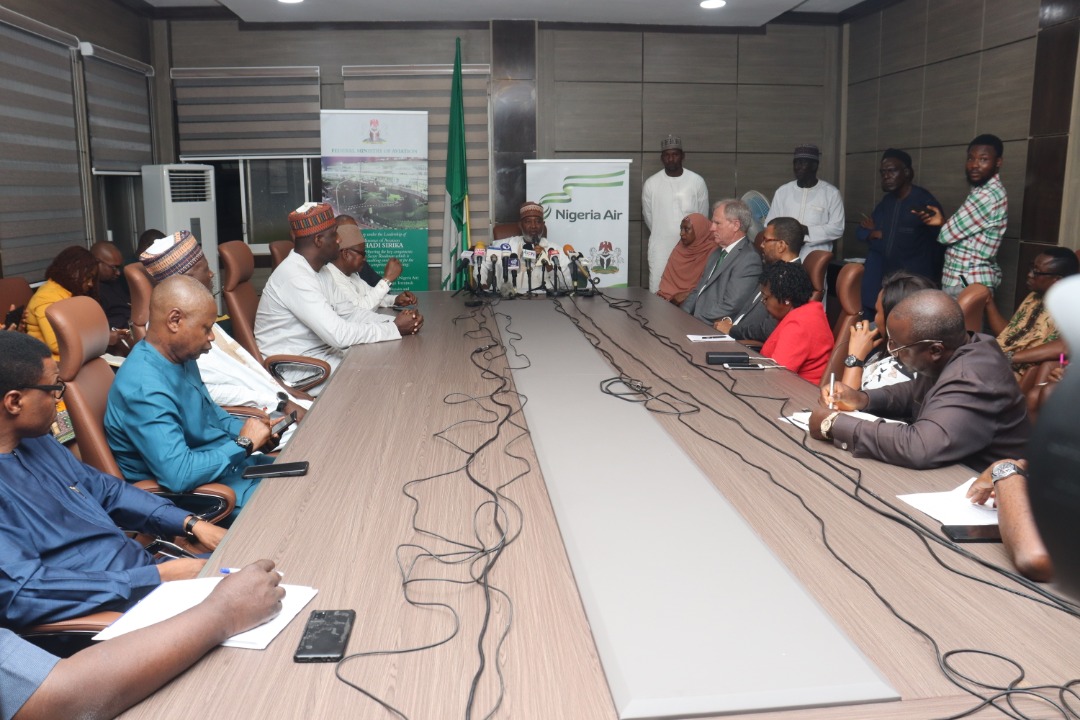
[765,144,845,260]
[641,135,709,294]
[917,134,1007,298]
[856,149,943,318]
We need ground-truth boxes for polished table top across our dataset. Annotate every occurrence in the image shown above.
[121,288,1080,720]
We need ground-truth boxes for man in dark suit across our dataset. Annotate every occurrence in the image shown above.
[681,199,762,324]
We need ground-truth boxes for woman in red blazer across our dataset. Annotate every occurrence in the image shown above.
[759,262,833,384]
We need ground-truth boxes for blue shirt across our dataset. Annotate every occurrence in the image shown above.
[105,340,265,508]
[0,628,59,720]
[0,434,189,627]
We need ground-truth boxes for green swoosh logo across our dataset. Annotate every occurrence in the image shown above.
[539,171,626,219]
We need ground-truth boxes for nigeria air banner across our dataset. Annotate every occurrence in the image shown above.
[321,110,429,290]
[525,159,632,288]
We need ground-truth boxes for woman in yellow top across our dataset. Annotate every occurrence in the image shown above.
[24,246,99,361]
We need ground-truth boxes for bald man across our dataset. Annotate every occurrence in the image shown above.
[810,289,1028,469]
[90,240,132,349]
[106,276,276,511]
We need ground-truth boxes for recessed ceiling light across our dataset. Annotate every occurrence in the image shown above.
[700,0,726,8]
[279,0,303,4]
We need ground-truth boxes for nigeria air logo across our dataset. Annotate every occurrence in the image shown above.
[539,170,626,220]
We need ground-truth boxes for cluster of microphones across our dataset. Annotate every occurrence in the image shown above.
[453,238,595,299]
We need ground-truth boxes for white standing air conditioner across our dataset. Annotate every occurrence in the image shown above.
[142,164,221,311]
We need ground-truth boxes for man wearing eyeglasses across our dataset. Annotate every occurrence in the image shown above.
[0,331,225,627]
[90,241,132,351]
[809,290,1028,469]
[324,223,418,310]
[968,248,1077,383]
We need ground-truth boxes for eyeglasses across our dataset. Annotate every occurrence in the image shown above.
[20,381,66,400]
[97,259,122,272]
[1027,267,1062,278]
[886,338,942,358]
[341,246,366,258]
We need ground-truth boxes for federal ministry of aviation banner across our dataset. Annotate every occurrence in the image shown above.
[525,159,632,288]
[321,110,429,290]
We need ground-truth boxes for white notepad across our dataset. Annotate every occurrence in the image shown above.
[93,577,317,649]
[897,478,999,526]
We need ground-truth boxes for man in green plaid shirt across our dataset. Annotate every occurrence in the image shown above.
[917,134,1007,297]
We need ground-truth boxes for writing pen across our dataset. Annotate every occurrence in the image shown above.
[220,567,285,577]
[697,335,728,340]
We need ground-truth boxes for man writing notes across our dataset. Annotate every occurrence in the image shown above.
[681,199,762,325]
[917,134,1007,298]
[255,203,422,392]
[642,135,709,293]
[810,290,1028,470]
[765,144,845,260]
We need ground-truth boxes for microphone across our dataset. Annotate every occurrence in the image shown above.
[563,244,591,289]
[473,243,486,288]
[497,242,513,254]
[508,253,519,287]
[547,247,560,268]
[502,254,510,283]
[455,248,474,274]
[488,250,500,292]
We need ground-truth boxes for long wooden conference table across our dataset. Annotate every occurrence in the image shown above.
[122,289,1080,720]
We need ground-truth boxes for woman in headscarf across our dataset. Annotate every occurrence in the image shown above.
[656,213,714,305]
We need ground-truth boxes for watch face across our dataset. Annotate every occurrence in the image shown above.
[844,355,860,367]
[992,462,1020,480]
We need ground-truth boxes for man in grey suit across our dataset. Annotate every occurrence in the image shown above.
[681,199,763,324]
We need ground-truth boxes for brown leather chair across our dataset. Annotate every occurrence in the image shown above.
[46,296,235,523]
[269,240,294,269]
[820,262,865,388]
[19,610,123,657]
[803,250,834,304]
[124,262,152,342]
[956,283,991,334]
[218,240,330,393]
[0,275,32,327]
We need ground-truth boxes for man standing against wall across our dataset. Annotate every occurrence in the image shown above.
[918,134,1007,298]
[765,144,845,260]
[642,135,709,294]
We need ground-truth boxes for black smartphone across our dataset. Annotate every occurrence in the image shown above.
[273,410,298,434]
[294,609,355,663]
[4,304,24,328]
[941,524,1002,543]
[241,460,309,479]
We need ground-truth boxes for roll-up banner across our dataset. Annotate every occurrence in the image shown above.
[321,110,429,290]
[525,159,632,288]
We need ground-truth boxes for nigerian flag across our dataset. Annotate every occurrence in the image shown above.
[441,38,470,290]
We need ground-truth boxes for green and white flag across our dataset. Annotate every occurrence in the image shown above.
[441,38,470,290]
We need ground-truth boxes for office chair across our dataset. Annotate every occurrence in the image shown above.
[820,262,865,389]
[269,240,294,269]
[803,250,834,304]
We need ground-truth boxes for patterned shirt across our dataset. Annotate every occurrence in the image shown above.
[996,292,1058,377]
[938,174,1007,288]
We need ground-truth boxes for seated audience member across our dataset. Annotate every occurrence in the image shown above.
[0,332,223,627]
[140,232,309,438]
[965,247,1077,383]
[325,223,418,310]
[136,228,166,257]
[255,203,421,392]
[758,262,832,384]
[90,240,133,351]
[336,214,383,288]
[23,247,98,361]
[856,148,943,318]
[840,271,937,389]
[681,199,762,324]
[966,459,1052,582]
[106,276,275,510]
[715,216,806,342]
[810,290,1029,469]
[656,213,714,306]
[1,561,283,720]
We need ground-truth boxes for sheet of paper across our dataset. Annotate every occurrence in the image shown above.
[93,577,318,650]
[779,410,907,432]
[687,334,733,343]
[897,478,999,526]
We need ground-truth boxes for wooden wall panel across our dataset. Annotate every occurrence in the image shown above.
[925,0,984,64]
[737,85,825,153]
[877,67,925,150]
[983,0,1041,47]
[642,83,737,154]
[847,79,879,153]
[642,33,738,84]
[553,82,643,152]
[978,38,1036,142]
[880,0,928,75]
[738,25,827,86]
[847,12,881,84]
[553,31,642,82]
[920,54,981,147]
[735,153,798,199]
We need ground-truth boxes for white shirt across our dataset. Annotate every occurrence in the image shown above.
[255,251,400,393]
[641,168,709,293]
[765,179,845,260]
[479,236,574,294]
[324,263,396,310]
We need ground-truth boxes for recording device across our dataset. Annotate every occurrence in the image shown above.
[293,609,356,663]
[241,460,310,479]
[508,253,520,288]
[501,253,510,284]
[488,251,500,293]
[706,351,750,366]
[941,524,1002,543]
[454,249,473,274]
[563,244,592,291]
[473,243,486,289]
[1029,275,1080,600]
[4,304,23,328]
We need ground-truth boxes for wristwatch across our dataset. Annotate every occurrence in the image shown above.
[843,355,866,368]
[235,435,254,456]
[184,515,200,540]
[990,461,1025,484]
[820,411,841,440]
